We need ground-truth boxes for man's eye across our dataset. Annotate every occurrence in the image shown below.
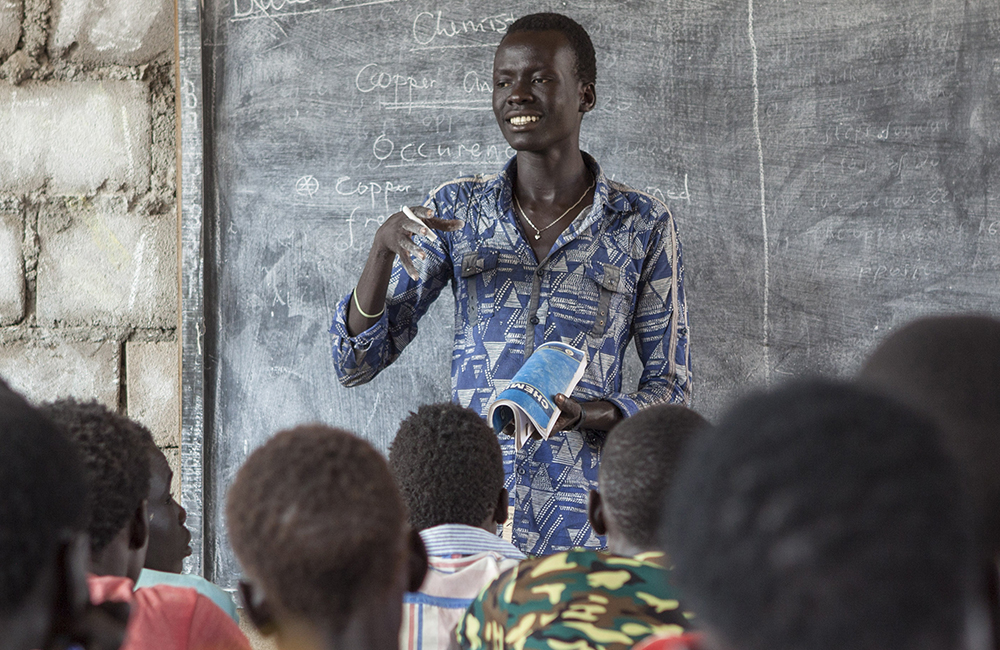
[495,81,510,88]
[533,78,549,83]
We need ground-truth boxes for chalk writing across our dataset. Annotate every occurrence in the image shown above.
[857,263,928,286]
[231,0,404,21]
[371,132,514,168]
[412,11,515,46]
[295,176,319,197]
[335,176,412,212]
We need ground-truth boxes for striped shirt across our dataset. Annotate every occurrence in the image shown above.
[331,154,691,556]
[401,524,526,650]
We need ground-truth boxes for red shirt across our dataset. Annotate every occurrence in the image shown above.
[633,632,704,650]
[88,574,250,650]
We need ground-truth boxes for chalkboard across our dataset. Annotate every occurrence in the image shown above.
[194,0,1000,586]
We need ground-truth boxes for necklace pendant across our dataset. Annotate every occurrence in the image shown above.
[534,234,541,240]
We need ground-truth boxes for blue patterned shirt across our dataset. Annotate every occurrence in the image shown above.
[330,154,691,556]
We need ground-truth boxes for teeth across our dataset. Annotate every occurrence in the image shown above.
[509,115,539,126]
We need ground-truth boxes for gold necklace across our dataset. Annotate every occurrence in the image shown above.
[513,178,595,240]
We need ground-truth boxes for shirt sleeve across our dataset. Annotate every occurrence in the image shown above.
[604,209,692,417]
[186,593,251,650]
[329,199,454,387]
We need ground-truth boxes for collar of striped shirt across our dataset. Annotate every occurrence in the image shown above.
[419,523,527,560]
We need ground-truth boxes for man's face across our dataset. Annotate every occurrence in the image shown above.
[492,30,594,153]
[143,449,191,573]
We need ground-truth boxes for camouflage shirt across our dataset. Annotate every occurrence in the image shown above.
[455,550,692,650]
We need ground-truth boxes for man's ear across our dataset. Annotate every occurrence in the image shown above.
[406,529,429,593]
[128,500,149,551]
[588,490,607,536]
[580,82,596,114]
[239,580,278,637]
[493,488,510,525]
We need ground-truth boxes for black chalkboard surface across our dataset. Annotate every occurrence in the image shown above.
[201,0,1000,585]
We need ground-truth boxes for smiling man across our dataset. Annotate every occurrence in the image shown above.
[331,13,691,556]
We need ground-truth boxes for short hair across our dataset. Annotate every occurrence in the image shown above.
[0,380,88,614]
[39,399,152,554]
[859,314,1000,555]
[600,404,708,548]
[504,13,597,86]
[227,425,406,631]
[388,403,504,531]
[663,380,972,650]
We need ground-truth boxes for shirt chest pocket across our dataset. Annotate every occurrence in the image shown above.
[584,261,638,337]
[459,250,499,326]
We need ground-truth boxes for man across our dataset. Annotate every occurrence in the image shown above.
[0,380,125,650]
[227,425,428,650]
[41,399,249,650]
[858,315,1000,648]
[658,380,982,650]
[388,403,526,650]
[331,13,691,556]
[454,404,704,650]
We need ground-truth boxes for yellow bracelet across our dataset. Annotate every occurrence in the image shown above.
[353,289,385,319]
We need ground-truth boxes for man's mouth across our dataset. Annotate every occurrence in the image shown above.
[508,115,539,126]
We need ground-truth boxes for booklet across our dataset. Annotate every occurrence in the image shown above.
[488,341,588,450]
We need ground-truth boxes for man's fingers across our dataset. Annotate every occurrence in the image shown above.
[423,216,465,232]
[399,236,426,261]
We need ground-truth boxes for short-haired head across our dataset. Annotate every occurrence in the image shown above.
[389,402,504,531]
[227,425,408,633]
[0,380,89,616]
[39,398,151,555]
[599,404,708,549]
[663,379,973,650]
[504,13,596,86]
[859,314,1000,556]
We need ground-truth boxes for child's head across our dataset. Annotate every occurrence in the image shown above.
[859,314,1000,557]
[143,443,191,574]
[0,380,90,650]
[664,379,975,650]
[40,398,153,581]
[591,404,707,555]
[388,402,506,531]
[227,424,424,650]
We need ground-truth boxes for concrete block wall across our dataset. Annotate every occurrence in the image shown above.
[0,0,179,493]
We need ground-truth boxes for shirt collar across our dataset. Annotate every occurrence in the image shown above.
[490,152,631,219]
[419,523,527,560]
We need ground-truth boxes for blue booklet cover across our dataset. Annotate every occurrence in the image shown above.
[488,342,588,450]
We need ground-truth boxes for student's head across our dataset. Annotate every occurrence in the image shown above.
[663,380,976,650]
[143,443,191,574]
[589,404,707,556]
[858,314,1000,558]
[493,13,596,152]
[503,13,596,86]
[227,425,425,650]
[40,398,152,582]
[0,380,90,650]
[388,402,507,532]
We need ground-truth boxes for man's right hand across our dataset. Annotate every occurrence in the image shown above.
[372,206,463,280]
[347,205,463,336]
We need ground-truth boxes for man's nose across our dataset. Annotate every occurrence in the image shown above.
[178,504,187,524]
[508,79,533,103]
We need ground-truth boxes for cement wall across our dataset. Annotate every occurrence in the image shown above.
[0,0,179,493]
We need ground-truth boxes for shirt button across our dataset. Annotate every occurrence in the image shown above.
[529,316,539,325]
[517,467,526,475]
[536,268,544,277]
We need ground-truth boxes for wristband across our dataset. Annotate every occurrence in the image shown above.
[353,289,385,320]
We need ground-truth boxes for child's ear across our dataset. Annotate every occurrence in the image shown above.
[47,532,92,645]
[239,580,278,637]
[493,488,510,525]
[588,490,607,536]
[406,529,428,593]
[128,500,149,551]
